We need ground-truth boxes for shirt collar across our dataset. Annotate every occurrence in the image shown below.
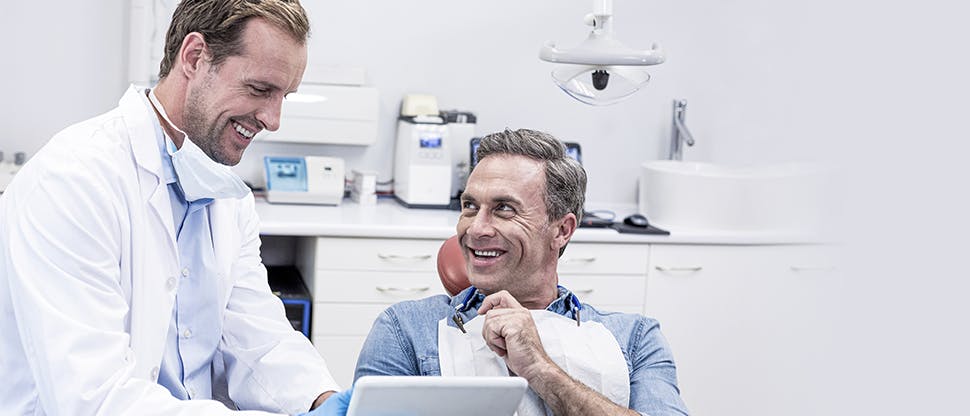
[450,285,579,318]
[146,89,178,186]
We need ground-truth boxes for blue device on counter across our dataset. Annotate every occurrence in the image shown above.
[264,156,308,192]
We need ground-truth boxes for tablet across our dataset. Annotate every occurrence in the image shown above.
[346,376,528,416]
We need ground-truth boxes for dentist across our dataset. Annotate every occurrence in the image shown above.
[0,1,349,415]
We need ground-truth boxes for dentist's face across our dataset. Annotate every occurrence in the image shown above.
[457,155,564,305]
[184,18,307,166]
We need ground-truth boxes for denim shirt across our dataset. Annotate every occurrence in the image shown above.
[355,286,690,416]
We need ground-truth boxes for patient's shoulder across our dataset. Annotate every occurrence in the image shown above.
[583,305,664,341]
[382,294,456,323]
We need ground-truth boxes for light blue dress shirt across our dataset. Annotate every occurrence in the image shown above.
[355,286,690,416]
[153,124,222,400]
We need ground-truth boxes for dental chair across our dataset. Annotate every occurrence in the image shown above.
[436,235,470,296]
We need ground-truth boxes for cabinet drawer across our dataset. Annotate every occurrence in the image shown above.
[312,270,447,302]
[558,273,647,308]
[558,243,649,275]
[307,237,442,272]
[312,303,390,336]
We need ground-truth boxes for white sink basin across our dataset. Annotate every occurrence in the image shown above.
[638,161,831,233]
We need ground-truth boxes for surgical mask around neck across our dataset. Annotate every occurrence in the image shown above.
[148,89,249,201]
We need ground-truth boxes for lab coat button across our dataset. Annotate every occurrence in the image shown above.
[181,267,190,278]
[182,329,192,338]
[166,277,176,291]
[150,367,159,380]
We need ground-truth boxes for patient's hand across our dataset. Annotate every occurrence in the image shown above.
[478,290,554,380]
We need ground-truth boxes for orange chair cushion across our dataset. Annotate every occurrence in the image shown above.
[437,235,471,296]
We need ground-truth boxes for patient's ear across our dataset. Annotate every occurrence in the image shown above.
[551,213,577,252]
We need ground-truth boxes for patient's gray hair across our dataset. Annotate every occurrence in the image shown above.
[475,128,587,223]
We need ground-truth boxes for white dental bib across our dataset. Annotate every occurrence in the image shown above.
[438,309,630,416]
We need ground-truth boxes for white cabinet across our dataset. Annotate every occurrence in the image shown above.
[296,236,446,387]
[645,244,839,416]
[557,242,650,314]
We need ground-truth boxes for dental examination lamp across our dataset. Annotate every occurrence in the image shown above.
[540,0,665,106]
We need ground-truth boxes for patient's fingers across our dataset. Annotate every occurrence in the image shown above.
[477,290,523,314]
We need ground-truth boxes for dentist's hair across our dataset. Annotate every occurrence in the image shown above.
[475,128,587,224]
[158,0,310,79]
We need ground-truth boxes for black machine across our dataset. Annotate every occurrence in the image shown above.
[266,266,312,338]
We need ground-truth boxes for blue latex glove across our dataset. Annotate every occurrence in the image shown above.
[301,388,353,416]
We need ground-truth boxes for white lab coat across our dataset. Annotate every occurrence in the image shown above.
[0,86,338,415]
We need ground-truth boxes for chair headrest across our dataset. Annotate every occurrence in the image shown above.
[436,235,470,296]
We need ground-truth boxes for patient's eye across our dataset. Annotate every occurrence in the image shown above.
[495,203,516,218]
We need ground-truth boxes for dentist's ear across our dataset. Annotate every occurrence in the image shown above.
[177,32,209,78]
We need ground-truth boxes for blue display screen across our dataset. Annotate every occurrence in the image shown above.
[420,136,442,148]
[264,156,307,192]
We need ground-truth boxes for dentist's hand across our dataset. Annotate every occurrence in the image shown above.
[301,388,353,416]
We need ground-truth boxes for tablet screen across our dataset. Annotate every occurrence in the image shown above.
[346,376,528,416]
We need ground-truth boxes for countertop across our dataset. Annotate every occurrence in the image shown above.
[256,197,826,245]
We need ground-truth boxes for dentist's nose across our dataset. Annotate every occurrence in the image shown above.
[257,97,283,132]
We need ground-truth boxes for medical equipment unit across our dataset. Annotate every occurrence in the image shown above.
[393,95,453,208]
[264,156,345,205]
[441,110,477,199]
[256,65,378,145]
[539,0,665,105]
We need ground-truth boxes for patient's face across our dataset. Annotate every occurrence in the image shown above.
[457,155,561,303]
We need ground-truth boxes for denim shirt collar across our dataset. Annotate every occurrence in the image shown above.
[449,285,581,325]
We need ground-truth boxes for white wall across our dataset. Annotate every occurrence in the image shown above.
[0,1,878,207]
[235,0,843,205]
[1,1,129,157]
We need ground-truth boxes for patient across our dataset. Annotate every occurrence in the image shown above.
[354,129,688,416]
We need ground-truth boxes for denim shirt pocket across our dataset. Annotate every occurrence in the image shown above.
[418,355,442,376]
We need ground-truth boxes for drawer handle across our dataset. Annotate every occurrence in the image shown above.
[562,257,597,264]
[654,266,703,272]
[377,253,433,262]
[572,288,595,295]
[790,266,836,272]
[375,286,431,294]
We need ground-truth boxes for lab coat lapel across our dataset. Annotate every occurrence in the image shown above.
[118,85,180,378]
[121,85,178,256]
[209,200,238,301]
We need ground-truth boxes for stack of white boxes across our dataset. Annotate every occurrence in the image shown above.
[350,169,377,205]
